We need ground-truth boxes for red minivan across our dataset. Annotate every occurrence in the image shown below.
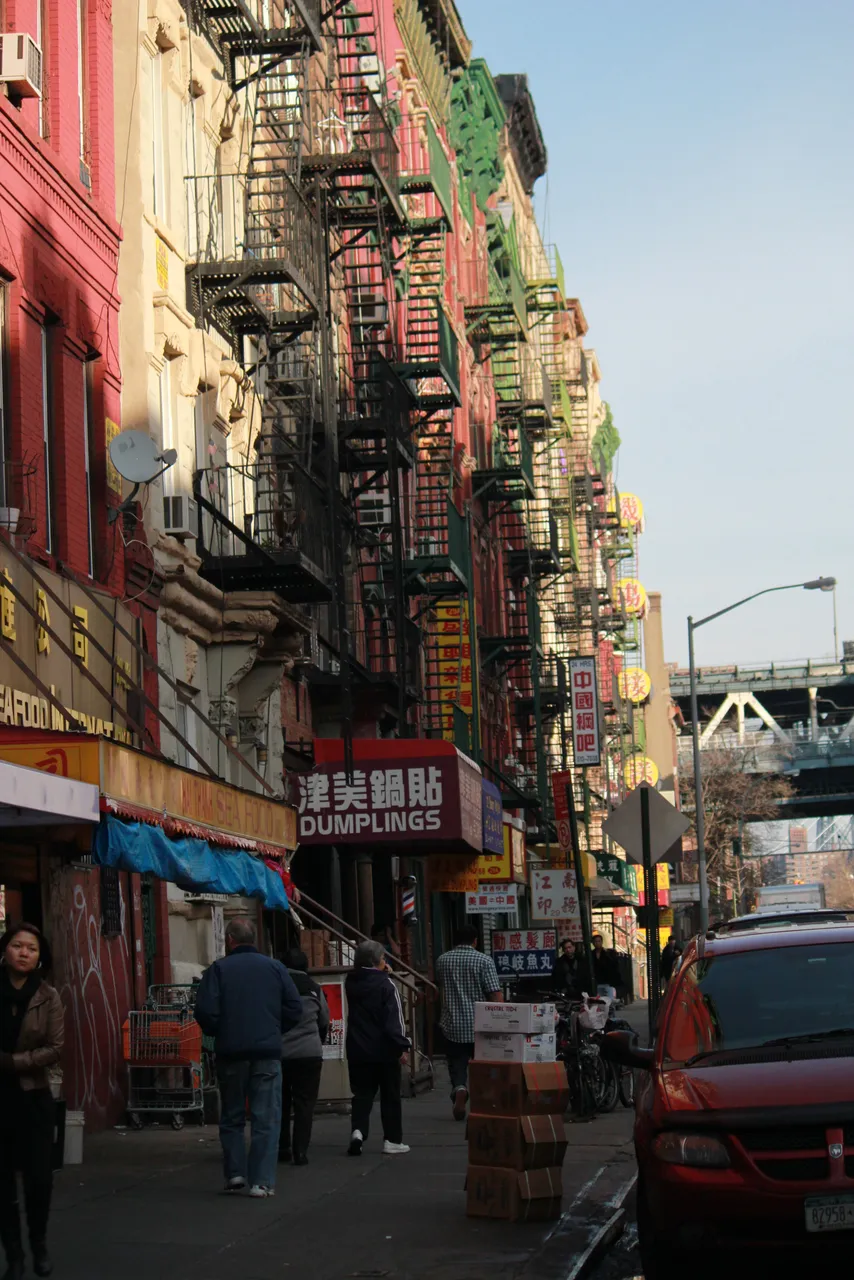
[605,922,854,1278]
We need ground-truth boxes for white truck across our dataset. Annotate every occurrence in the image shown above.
[755,883,827,915]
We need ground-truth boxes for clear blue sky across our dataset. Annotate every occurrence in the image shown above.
[461,0,853,668]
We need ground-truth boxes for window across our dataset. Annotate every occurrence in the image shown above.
[83,360,95,576]
[175,688,198,771]
[40,325,57,555]
[36,0,49,138]
[150,53,166,219]
[76,0,89,169]
[159,359,174,496]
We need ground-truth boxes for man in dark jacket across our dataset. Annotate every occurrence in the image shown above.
[195,917,302,1198]
[345,940,411,1157]
[591,933,622,998]
[278,948,330,1167]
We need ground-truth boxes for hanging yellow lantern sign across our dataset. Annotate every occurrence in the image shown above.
[618,667,652,703]
[616,578,647,615]
[624,755,659,788]
[619,493,644,528]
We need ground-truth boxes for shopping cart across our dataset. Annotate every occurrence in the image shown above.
[122,1008,204,1130]
[145,983,218,1114]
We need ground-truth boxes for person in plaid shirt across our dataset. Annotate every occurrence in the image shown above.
[436,925,502,1121]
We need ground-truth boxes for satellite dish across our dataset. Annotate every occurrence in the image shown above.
[109,430,177,485]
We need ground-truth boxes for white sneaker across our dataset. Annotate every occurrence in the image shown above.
[382,1140,410,1155]
[224,1176,246,1193]
[347,1129,364,1156]
[248,1185,274,1198]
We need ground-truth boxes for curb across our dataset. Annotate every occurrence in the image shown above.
[563,1173,637,1279]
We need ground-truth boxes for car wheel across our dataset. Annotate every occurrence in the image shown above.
[637,1178,691,1280]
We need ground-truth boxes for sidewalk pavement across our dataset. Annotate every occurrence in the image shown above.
[48,1005,646,1280]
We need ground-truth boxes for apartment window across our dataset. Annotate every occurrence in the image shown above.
[150,53,167,219]
[83,359,95,576]
[175,688,198,771]
[76,0,89,170]
[159,359,174,497]
[36,0,49,138]
[40,325,57,555]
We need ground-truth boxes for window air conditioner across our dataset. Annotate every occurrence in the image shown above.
[163,493,199,540]
[0,34,42,98]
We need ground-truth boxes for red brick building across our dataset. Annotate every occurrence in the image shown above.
[0,0,164,1127]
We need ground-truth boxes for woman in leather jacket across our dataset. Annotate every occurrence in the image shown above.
[0,923,64,1280]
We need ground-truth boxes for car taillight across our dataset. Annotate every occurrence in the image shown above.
[652,1132,731,1168]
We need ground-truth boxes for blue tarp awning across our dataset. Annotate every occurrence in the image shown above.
[94,816,289,911]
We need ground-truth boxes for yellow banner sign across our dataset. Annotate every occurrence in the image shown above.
[617,667,652,703]
[624,755,660,788]
[616,578,647,616]
[435,601,473,738]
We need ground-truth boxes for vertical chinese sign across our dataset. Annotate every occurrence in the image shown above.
[436,601,473,740]
[569,656,601,767]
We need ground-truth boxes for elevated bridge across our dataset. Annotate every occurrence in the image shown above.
[670,657,854,818]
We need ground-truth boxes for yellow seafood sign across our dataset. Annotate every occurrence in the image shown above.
[617,667,652,703]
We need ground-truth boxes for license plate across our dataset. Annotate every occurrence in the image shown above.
[805,1195,854,1233]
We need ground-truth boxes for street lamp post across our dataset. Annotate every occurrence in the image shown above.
[688,577,836,931]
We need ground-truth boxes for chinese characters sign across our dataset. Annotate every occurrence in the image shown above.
[297,747,483,852]
[482,779,504,854]
[569,657,601,767]
[617,667,652,703]
[429,852,510,892]
[465,884,519,914]
[595,852,638,901]
[492,929,556,977]
[616,578,648,616]
[319,980,345,1060]
[530,868,581,923]
[436,601,474,739]
[551,769,573,852]
[619,493,644,528]
[623,754,659,788]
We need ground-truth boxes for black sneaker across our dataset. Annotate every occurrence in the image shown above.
[31,1243,53,1278]
[293,1153,309,1166]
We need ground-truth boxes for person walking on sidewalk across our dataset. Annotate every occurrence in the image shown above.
[195,918,302,1198]
[345,941,411,1157]
[278,948,330,1167]
[436,925,502,1122]
[0,923,64,1280]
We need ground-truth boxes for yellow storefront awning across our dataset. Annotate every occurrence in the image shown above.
[0,732,297,854]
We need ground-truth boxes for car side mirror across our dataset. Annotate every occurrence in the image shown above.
[601,1028,654,1070]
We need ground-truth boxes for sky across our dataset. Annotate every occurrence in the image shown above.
[460,0,853,669]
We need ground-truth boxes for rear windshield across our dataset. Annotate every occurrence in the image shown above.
[664,942,854,1062]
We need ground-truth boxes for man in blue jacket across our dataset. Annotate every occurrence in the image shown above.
[195,917,302,1197]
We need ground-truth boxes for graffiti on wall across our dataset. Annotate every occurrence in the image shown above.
[52,868,133,1129]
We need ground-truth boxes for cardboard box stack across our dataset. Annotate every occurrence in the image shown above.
[466,1003,569,1221]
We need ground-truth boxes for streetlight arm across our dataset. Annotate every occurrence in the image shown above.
[691,583,809,631]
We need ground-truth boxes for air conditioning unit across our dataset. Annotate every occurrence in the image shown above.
[163,493,199,540]
[0,34,42,99]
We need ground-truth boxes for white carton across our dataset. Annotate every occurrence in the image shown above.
[474,1031,557,1064]
[474,1002,557,1035]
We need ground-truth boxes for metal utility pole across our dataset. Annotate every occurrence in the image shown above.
[687,577,835,932]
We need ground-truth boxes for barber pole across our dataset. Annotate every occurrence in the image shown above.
[401,876,418,926]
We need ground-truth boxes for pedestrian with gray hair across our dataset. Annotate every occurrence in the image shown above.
[195,917,302,1198]
[345,940,411,1157]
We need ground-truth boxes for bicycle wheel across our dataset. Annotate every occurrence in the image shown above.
[587,1051,619,1112]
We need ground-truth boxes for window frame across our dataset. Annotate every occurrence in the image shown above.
[40,323,57,555]
[83,357,95,576]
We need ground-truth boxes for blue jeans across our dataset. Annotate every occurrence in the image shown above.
[217,1058,282,1189]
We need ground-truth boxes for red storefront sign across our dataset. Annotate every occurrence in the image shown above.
[297,739,483,853]
[551,770,573,852]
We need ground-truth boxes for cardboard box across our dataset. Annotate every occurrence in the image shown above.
[474,1032,556,1064]
[466,1165,563,1221]
[474,1002,557,1035]
[468,1062,570,1117]
[467,1114,567,1171]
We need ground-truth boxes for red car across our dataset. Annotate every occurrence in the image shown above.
[605,921,854,1278]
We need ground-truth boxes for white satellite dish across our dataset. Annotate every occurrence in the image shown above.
[109,430,178,485]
